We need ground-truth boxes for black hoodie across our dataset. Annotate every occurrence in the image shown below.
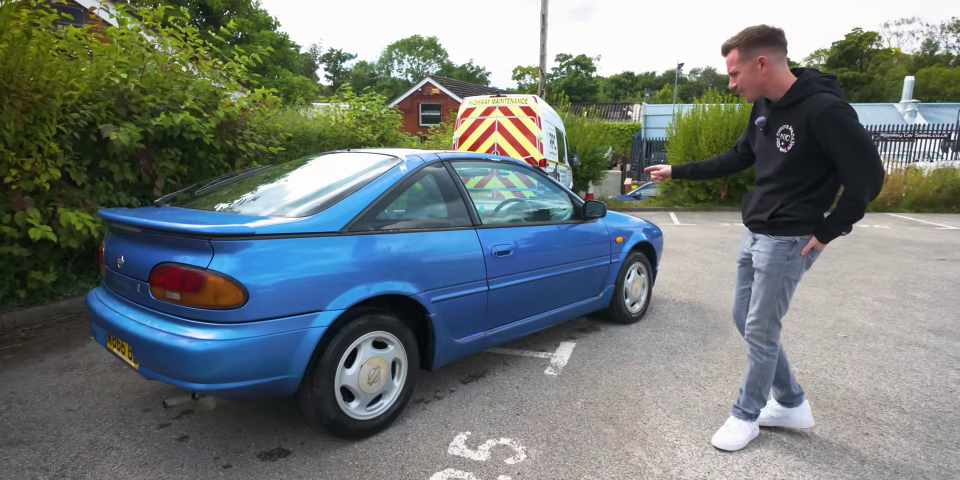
[671,68,885,244]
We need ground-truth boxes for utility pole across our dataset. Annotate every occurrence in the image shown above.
[671,61,683,122]
[539,0,548,98]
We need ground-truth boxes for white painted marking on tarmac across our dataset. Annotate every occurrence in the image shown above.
[667,212,695,225]
[888,214,959,230]
[430,469,480,480]
[485,342,577,376]
[545,342,576,376]
[447,432,527,465]
[485,348,553,359]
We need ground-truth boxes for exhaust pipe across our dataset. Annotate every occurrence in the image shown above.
[162,391,220,410]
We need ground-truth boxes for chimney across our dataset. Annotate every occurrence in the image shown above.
[901,76,915,102]
[898,76,920,124]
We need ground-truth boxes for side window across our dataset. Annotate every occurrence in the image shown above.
[555,127,567,165]
[451,161,580,225]
[351,164,473,232]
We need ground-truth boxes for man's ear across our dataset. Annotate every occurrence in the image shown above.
[756,54,770,71]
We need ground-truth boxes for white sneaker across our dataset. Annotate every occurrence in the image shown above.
[711,415,759,451]
[758,399,815,428]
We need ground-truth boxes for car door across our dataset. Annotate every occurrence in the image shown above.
[449,159,611,331]
[346,162,489,342]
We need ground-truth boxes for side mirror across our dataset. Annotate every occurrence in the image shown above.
[571,153,581,167]
[583,200,606,219]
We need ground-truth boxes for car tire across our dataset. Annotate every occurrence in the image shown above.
[604,251,653,324]
[297,308,420,440]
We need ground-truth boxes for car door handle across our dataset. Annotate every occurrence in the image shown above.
[491,244,514,257]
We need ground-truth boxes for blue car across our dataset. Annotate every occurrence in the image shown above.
[86,149,664,439]
[609,181,660,202]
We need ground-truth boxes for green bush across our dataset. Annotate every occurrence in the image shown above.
[0,1,285,309]
[658,90,754,206]
[868,166,960,213]
[553,94,613,194]
[419,115,457,151]
[265,86,417,164]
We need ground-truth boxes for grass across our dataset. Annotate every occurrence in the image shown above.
[868,166,960,213]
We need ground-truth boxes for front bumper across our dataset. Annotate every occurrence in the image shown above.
[85,286,340,399]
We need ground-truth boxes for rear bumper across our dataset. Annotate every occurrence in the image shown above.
[85,286,340,399]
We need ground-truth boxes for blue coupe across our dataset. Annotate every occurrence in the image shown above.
[609,181,660,202]
[86,149,664,439]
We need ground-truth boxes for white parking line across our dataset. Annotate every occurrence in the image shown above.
[484,348,552,359]
[447,432,527,464]
[545,342,576,376]
[486,342,577,376]
[887,214,959,230]
[669,212,695,225]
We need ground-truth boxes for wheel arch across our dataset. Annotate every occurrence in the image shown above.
[625,239,659,286]
[327,294,434,371]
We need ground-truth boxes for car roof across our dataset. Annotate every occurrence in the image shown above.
[335,148,533,168]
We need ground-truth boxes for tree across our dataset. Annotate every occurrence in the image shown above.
[599,71,660,102]
[510,65,540,94]
[347,60,381,94]
[802,48,831,69]
[437,59,492,85]
[128,0,322,105]
[914,65,960,101]
[825,28,886,73]
[647,84,676,104]
[319,48,358,93]
[814,28,907,102]
[548,53,601,102]
[678,66,729,103]
[377,35,451,83]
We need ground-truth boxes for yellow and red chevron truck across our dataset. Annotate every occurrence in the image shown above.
[452,94,575,190]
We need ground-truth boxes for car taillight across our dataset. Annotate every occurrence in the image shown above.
[148,263,246,309]
[538,158,547,168]
[98,242,105,276]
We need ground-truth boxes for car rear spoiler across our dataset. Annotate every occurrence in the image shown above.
[98,209,258,236]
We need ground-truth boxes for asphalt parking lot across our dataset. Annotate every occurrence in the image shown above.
[1,212,958,480]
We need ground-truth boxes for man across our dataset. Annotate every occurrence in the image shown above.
[645,25,884,451]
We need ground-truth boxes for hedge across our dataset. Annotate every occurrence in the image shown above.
[0,3,411,310]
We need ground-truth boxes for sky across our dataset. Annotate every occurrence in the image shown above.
[258,0,957,91]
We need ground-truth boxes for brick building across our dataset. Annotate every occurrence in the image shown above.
[388,75,512,137]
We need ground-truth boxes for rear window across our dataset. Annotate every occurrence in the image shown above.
[171,152,401,218]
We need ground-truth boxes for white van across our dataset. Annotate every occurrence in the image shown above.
[452,94,576,189]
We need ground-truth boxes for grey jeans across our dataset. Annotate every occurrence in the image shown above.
[731,229,823,422]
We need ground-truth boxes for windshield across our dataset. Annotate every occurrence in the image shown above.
[170,152,401,218]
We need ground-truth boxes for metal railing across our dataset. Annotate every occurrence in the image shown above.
[866,123,958,171]
[630,135,669,183]
[627,123,958,181]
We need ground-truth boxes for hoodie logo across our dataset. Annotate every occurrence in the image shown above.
[776,125,795,153]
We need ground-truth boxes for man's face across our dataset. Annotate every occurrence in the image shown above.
[725,49,764,102]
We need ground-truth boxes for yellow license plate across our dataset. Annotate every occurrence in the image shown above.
[106,333,139,370]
